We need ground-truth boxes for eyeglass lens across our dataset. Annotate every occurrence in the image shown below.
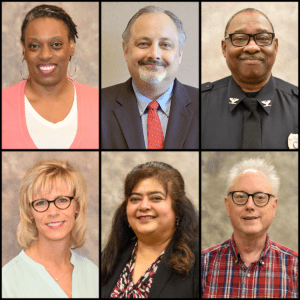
[33,197,71,212]
[232,192,268,206]
[231,33,273,46]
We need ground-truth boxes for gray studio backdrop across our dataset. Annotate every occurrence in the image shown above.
[101,2,199,89]
[2,2,99,89]
[2,151,99,268]
[201,152,298,252]
[101,151,199,251]
[202,2,298,85]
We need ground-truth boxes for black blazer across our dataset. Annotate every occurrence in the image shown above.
[101,78,199,149]
[101,241,199,298]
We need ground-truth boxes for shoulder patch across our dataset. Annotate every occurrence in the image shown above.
[201,82,213,92]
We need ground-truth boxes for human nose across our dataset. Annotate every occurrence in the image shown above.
[147,42,162,60]
[138,197,152,210]
[243,36,261,53]
[46,201,60,215]
[245,195,256,208]
[39,45,53,60]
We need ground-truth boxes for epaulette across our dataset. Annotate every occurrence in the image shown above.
[274,77,298,97]
[201,82,213,92]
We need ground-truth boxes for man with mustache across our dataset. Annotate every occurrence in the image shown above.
[202,158,298,298]
[202,8,298,149]
[102,6,199,149]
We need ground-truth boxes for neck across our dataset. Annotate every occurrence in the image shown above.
[136,233,173,258]
[234,231,266,262]
[133,78,174,101]
[27,77,70,100]
[232,73,271,92]
[33,235,71,268]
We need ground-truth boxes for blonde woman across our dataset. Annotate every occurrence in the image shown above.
[2,160,98,298]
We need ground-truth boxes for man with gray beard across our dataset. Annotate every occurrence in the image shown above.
[101,6,199,149]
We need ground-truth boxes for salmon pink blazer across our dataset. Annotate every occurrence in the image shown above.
[2,78,99,149]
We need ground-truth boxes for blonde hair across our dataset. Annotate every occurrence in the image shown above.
[17,160,87,250]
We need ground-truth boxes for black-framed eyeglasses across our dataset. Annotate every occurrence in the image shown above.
[31,196,74,212]
[225,32,275,47]
[229,191,274,207]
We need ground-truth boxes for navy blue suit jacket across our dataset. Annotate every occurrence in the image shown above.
[101,241,199,298]
[101,78,199,149]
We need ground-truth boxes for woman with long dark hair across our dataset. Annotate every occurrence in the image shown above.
[101,161,199,298]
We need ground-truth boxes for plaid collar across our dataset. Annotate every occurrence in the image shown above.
[229,233,271,266]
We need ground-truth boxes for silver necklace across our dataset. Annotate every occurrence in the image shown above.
[38,254,69,283]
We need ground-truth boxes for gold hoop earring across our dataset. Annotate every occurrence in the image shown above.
[20,57,29,80]
[68,56,77,77]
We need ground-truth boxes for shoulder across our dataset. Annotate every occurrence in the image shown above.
[2,251,29,282]
[201,76,231,93]
[101,79,132,99]
[71,249,98,271]
[71,79,99,99]
[2,80,26,103]
[270,240,298,259]
[273,76,298,97]
[201,238,230,261]
[177,80,199,96]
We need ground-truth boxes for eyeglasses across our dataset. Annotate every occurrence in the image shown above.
[31,196,74,212]
[225,32,275,47]
[229,191,274,207]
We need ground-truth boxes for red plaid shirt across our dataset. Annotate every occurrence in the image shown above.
[202,234,298,298]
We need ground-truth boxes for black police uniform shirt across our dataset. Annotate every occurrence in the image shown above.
[201,75,298,149]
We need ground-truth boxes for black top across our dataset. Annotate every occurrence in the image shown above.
[201,75,298,149]
[101,240,199,298]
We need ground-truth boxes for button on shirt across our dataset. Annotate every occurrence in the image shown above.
[132,81,173,149]
[201,234,298,298]
[201,75,298,149]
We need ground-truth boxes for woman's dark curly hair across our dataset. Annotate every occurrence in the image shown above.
[20,4,78,47]
[101,161,199,286]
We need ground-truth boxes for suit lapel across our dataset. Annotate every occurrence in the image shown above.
[113,79,145,149]
[164,79,194,149]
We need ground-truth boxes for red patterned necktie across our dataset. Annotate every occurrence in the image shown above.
[147,101,164,149]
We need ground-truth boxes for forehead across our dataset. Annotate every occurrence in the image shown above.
[132,177,165,192]
[228,12,273,33]
[25,17,69,38]
[131,12,178,41]
[231,171,272,192]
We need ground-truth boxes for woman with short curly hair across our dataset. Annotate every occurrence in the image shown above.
[101,161,199,298]
[2,160,98,298]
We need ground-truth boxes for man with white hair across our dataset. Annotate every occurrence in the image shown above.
[201,158,298,298]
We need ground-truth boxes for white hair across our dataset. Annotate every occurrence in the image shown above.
[227,158,280,196]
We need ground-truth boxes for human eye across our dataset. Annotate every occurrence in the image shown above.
[161,42,172,48]
[29,44,39,50]
[138,42,148,48]
[52,42,63,48]
[129,197,140,202]
[35,200,47,206]
[151,196,163,200]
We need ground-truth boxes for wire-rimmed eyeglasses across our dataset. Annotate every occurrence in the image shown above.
[225,32,275,47]
[30,196,74,212]
[228,191,274,207]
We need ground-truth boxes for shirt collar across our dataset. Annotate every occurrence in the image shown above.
[228,75,275,115]
[132,80,174,116]
[230,233,271,265]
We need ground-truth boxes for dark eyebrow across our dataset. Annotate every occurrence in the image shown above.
[130,191,166,197]
[28,36,64,42]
